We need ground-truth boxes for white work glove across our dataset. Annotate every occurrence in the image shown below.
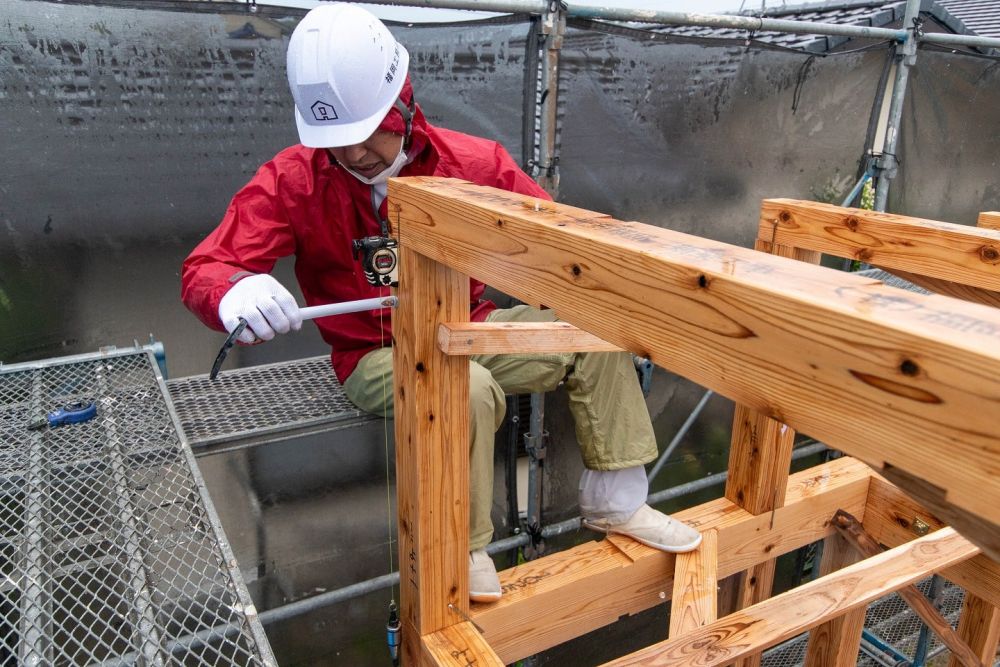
[218,274,302,344]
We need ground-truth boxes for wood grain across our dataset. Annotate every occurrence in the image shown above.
[389,177,1000,549]
[832,511,985,667]
[469,457,872,663]
[604,528,979,666]
[803,532,865,667]
[670,529,719,637]
[760,199,1000,292]
[948,594,1000,667]
[393,247,471,663]
[979,212,1000,231]
[437,321,619,355]
[421,622,505,667]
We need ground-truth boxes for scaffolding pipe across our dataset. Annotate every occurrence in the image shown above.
[646,389,714,484]
[874,0,921,211]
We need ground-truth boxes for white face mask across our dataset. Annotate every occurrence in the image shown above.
[343,140,409,186]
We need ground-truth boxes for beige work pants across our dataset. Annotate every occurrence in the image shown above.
[342,305,657,550]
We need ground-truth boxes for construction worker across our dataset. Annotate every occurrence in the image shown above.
[181,3,701,602]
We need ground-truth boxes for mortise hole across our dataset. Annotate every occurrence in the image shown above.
[899,359,919,376]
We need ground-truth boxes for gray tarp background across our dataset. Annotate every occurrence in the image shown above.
[2,1,998,664]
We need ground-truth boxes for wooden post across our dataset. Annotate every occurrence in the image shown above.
[803,533,865,666]
[721,236,815,666]
[948,594,1000,667]
[392,246,471,665]
[669,529,719,637]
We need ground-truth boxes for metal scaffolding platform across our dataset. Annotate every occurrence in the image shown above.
[166,356,375,454]
[0,349,276,666]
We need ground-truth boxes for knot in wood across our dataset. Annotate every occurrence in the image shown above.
[980,244,1000,264]
[778,210,792,223]
[845,216,860,231]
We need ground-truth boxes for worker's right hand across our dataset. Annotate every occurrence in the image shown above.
[218,274,303,344]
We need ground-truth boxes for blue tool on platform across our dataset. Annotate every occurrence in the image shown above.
[28,400,97,431]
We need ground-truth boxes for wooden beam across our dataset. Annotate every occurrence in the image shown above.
[603,527,980,667]
[759,199,1000,292]
[669,529,719,637]
[421,622,505,667]
[437,321,619,355]
[392,247,471,663]
[832,510,985,667]
[948,594,1000,667]
[389,178,1000,555]
[803,531,866,667]
[469,457,872,663]
[862,474,1000,610]
[979,212,1000,231]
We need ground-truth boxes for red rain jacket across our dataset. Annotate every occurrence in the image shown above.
[182,80,550,381]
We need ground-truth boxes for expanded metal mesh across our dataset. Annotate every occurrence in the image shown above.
[0,350,275,665]
[167,356,368,448]
[762,578,997,667]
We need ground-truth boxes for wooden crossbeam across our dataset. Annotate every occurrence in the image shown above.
[437,321,619,355]
[759,199,1000,292]
[469,457,871,663]
[602,527,980,666]
[832,510,985,667]
[669,529,718,637]
[422,622,505,667]
[979,212,1000,231]
[389,177,1000,557]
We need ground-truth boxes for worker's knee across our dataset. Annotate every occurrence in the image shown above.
[469,362,506,433]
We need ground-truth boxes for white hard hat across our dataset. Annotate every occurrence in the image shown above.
[286,3,410,148]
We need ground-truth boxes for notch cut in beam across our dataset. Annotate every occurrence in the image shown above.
[832,510,985,667]
[470,457,871,663]
[760,199,1000,292]
[603,527,979,666]
[437,321,619,355]
[389,177,1000,551]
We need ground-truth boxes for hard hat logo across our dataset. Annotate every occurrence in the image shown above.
[311,101,339,122]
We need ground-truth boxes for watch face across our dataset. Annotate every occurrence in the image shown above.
[373,249,397,273]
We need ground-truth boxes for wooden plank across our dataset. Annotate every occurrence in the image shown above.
[421,622,505,667]
[669,529,718,637]
[759,199,1000,292]
[603,527,980,667]
[392,247,471,663]
[948,594,1000,667]
[862,474,1000,609]
[389,177,1000,553]
[803,532,866,667]
[469,457,872,663]
[437,321,619,355]
[832,511,985,667]
[979,212,1000,231]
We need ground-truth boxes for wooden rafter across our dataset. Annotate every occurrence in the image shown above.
[669,529,718,637]
[389,177,1000,558]
[979,212,1000,230]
